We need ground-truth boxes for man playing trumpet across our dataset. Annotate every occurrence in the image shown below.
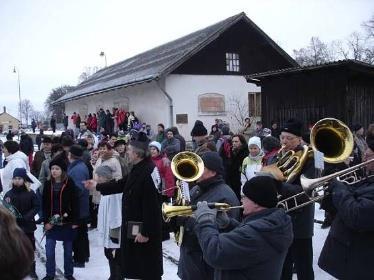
[192,176,293,280]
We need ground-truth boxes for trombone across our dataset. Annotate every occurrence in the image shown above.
[276,118,369,213]
[277,158,374,212]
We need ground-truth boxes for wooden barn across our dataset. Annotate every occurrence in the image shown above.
[246,60,374,129]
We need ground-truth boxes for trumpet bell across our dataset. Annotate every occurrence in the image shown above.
[311,118,354,164]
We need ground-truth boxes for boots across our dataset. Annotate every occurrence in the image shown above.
[29,261,38,279]
[108,259,122,280]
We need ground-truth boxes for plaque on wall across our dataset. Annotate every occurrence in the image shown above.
[176,114,188,124]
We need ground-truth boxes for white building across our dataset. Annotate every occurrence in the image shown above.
[55,12,296,138]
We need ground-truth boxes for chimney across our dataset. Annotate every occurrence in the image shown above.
[3,106,5,113]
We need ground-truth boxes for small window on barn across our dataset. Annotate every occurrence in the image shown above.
[226,53,240,72]
[198,93,225,115]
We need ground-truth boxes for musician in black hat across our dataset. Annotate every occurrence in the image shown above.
[84,132,163,280]
[267,118,316,280]
[193,176,293,280]
[177,151,240,280]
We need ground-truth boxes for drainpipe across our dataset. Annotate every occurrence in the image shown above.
[157,79,174,127]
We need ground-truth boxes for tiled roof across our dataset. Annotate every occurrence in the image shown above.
[55,12,296,104]
[246,59,374,81]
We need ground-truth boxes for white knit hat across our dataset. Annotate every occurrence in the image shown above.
[248,136,262,149]
[149,141,162,152]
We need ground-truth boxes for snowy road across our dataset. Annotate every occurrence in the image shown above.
[34,208,336,280]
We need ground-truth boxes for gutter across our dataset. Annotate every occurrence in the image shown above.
[156,79,173,127]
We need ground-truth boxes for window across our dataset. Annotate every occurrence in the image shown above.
[198,93,225,115]
[248,92,261,116]
[226,53,240,72]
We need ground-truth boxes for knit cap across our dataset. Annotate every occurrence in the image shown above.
[95,165,113,180]
[248,136,262,149]
[149,141,162,152]
[201,151,224,175]
[242,176,279,208]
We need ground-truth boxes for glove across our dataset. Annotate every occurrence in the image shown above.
[216,211,230,229]
[193,201,217,224]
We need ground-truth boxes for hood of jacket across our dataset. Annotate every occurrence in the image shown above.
[244,208,293,253]
[6,150,29,165]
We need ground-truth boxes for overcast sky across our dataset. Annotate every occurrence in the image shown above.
[0,0,373,119]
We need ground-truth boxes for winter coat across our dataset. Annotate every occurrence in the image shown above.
[155,131,165,144]
[20,134,34,156]
[222,145,249,200]
[67,159,90,220]
[318,180,374,280]
[90,116,98,131]
[161,137,181,160]
[31,150,50,176]
[178,175,241,280]
[151,154,175,197]
[1,151,29,194]
[50,117,56,128]
[38,158,51,190]
[98,111,106,128]
[194,208,293,280]
[4,185,40,233]
[96,158,163,279]
[240,154,263,187]
[42,177,79,225]
[63,116,68,127]
[269,145,316,239]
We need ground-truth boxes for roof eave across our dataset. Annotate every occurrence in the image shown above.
[53,76,158,105]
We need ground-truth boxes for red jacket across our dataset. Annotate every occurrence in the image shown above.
[151,155,175,197]
[90,116,97,131]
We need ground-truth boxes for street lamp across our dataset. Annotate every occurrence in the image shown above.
[100,51,107,67]
[13,66,22,128]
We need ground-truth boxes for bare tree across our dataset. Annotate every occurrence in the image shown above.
[78,66,100,83]
[30,109,47,123]
[45,85,75,122]
[227,95,253,133]
[293,37,335,66]
[19,99,33,125]
[362,14,374,39]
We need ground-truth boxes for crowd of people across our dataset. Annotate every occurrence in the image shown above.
[0,115,373,280]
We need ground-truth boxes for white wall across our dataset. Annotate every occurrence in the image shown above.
[65,75,261,140]
[166,74,260,139]
[65,81,170,131]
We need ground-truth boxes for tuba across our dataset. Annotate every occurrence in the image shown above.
[277,118,355,212]
[164,151,204,246]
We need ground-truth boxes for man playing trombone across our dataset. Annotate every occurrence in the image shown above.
[318,177,374,279]
[266,118,316,280]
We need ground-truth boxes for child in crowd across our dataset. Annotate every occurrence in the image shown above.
[4,168,39,280]
[42,155,79,280]
[241,136,264,189]
[95,165,122,280]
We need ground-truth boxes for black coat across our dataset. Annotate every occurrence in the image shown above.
[42,177,79,225]
[194,208,293,280]
[222,145,249,200]
[4,186,39,233]
[178,176,241,280]
[270,145,316,239]
[97,158,163,279]
[20,134,34,155]
[318,180,374,279]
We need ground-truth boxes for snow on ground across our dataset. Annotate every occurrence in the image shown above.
[33,208,336,280]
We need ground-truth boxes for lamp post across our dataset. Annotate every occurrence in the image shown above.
[100,51,107,67]
[13,66,22,128]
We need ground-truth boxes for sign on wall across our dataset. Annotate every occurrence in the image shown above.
[176,114,188,124]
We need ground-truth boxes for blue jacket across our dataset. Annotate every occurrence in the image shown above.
[194,208,293,280]
[318,180,374,279]
[68,159,90,220]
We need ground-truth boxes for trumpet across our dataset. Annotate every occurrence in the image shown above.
[162,202,243,221]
